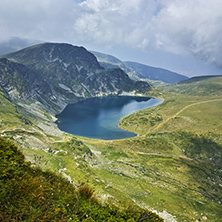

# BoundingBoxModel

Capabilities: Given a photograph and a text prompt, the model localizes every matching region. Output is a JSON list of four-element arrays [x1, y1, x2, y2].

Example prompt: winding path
[[153, 98, 222, 131]]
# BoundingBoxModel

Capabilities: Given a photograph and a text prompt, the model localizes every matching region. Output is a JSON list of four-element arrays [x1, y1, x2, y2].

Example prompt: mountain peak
[[6, 42, 102, 70], [3, 43, 150, 114]]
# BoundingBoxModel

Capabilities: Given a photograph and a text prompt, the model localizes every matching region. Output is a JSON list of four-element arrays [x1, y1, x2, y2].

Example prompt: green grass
[[0, 137, 163, 221], [1, 78, 222, 221], [159, 76, 222, 96], [78, 87, 222, 221], [84, 134, 222, 221], [0, 92, 24, 131], [22, 148, 61, 171]]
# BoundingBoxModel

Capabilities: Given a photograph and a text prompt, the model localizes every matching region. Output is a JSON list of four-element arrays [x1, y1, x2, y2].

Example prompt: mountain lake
[[56, 96, 163, 140]]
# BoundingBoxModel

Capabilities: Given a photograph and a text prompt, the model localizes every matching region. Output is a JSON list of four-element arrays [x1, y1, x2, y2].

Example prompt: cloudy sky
[[0, 0, 222, 77]]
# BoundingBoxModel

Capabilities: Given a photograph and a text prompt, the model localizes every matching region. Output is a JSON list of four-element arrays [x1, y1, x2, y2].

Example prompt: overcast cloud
[[0, 0, 222, 76]]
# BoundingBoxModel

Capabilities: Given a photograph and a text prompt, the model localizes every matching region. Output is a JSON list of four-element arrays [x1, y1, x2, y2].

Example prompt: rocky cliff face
[[2, 43, 150, 114], [0, 57, 52, 101]]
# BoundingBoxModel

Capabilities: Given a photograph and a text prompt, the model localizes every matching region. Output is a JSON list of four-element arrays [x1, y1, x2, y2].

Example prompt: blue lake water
[[56, 96, 163, 140]]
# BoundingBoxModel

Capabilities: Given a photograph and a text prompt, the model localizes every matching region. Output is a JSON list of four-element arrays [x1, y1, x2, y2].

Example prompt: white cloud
[[0, 0, 221, 70], [73, 0, 158, 48], [0, 0, 78, 42], [153, 0, 222, 67], [74, 0, 222, 67]]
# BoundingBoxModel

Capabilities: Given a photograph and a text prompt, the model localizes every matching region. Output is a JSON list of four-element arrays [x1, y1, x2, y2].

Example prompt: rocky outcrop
[[0, 57, 52, 101]]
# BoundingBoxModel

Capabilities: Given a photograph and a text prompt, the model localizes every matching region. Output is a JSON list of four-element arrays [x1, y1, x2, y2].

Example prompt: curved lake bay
[[56, 96, 163, 140]]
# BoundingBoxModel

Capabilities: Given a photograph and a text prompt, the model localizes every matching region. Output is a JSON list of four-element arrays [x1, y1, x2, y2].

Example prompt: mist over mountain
[[0, 37, 40, 56]]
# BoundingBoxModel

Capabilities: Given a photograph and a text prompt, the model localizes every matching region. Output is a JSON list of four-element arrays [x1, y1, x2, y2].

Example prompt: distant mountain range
[[0, 38, 188, 84], [91, 51, 188, 84], [1, 43, 150, 114]]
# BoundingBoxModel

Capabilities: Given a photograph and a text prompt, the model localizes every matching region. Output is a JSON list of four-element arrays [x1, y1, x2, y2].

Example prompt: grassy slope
[[159, 76, 222, 96], [0, 137, 163, 221], [116, 79, 222, 221], [43, 89, 222, 221], [0, 77, 222, 221]]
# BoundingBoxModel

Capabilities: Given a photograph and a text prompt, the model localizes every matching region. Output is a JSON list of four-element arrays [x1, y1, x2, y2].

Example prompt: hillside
[[159, 75, 222, 96], [90, 51, 139, 80], [0, 43, 222, 221], [178, 75, 222, 84], [125, 61, 188, 84], [1, 86, 221, 221], [0, 136, 163, 221], [0, 57, 52, 102], [91, 51, 188, 83]]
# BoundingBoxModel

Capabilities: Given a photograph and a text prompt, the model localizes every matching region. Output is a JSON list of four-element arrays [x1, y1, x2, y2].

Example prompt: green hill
[[159, 76, 222, 96]]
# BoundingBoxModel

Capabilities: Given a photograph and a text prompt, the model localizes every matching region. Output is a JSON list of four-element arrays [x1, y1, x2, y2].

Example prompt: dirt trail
[[153, 98, 222, 131]]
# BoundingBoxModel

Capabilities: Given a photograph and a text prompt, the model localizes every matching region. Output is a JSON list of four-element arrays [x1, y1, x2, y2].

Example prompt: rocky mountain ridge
[[1, 43, 150, 115], [0, 57, 52, 101], [91, 51, 188, 83]]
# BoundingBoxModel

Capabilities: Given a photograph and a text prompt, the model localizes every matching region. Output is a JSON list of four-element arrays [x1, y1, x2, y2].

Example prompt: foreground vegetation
[[1, 76, 222, 221], [0, 137, 163, 221]]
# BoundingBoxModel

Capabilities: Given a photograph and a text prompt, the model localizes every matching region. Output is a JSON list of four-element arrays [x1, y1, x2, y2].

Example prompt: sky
[[0, 0, 222, 77]]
